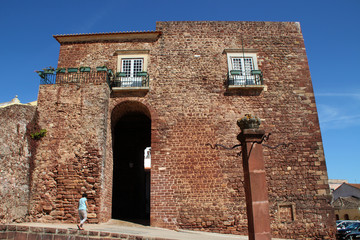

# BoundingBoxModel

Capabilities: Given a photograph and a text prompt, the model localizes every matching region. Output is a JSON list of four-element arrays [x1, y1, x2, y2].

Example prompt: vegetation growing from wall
[[30, 129, 47, 140]]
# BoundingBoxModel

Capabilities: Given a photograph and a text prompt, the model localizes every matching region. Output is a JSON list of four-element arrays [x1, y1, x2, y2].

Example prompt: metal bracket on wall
[[205, 143, 242, 156], [260, 133, 294, 149], [206, 133, 294, 156]]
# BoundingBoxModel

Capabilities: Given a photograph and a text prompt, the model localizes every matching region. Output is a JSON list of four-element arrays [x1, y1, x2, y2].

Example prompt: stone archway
[[111, 101, 151, 225]]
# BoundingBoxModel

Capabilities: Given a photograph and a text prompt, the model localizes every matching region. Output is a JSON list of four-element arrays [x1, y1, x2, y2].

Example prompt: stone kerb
[[0, 224, 174, 240]]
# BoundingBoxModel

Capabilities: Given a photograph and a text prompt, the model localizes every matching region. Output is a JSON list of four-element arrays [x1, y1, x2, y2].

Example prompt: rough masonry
[[0, 21, 336, 239]]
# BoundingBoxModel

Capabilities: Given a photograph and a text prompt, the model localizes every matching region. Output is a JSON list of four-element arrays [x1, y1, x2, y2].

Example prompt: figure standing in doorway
[[77, 193, 88, 230]]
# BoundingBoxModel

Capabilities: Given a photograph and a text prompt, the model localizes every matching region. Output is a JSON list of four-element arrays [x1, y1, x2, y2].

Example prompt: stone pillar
[[238, 129, 271, 240]]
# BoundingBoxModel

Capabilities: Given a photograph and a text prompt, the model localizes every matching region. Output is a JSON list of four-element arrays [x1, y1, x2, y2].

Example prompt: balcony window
[[113, 50, 150, 90], [230, 57, 255, 85], [226, 51, 263, 88], [120, 58, 144, 87]]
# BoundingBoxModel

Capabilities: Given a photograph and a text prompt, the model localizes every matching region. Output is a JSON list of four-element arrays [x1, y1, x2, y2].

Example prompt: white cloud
[[316, 92, 360, 130], [316, 92, 360, 100]]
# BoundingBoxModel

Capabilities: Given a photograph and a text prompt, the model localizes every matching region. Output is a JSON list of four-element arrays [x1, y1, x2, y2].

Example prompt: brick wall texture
[[1, 21, 336, 239]]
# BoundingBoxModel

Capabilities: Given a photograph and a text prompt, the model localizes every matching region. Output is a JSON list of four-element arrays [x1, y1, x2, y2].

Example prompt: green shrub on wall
[[30, 129, 47, 140]]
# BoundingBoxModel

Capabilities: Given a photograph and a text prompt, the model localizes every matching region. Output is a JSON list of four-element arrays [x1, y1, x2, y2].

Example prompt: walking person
[[77, 193, 88, 230]]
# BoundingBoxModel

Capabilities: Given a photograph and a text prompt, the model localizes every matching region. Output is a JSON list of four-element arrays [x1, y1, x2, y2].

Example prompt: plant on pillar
[[237, 114, 261, 130]]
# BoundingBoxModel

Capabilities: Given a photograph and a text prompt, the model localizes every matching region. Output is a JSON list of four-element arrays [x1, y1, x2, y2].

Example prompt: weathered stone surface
[[0, 21, 336, 239], [27, 83, 110, 224], [0, 104, 36, 223]]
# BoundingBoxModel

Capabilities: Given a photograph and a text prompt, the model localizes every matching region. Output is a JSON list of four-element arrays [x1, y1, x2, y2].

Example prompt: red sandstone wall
[[29, 83, 110, 223], [151, 21, 334, 238], [31, 21, 336, 239], [0, 105, 36, 223]]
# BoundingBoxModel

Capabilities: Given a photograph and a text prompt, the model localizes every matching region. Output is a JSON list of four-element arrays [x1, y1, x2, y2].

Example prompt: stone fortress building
[[0, 21, 336, 239]]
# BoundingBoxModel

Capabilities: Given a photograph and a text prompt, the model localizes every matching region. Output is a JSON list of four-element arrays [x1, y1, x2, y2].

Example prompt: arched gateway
[[110, 101, 151, 225]]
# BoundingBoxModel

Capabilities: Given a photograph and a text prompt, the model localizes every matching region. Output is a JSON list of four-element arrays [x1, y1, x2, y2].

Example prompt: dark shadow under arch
[[111, 101, 151, 225]]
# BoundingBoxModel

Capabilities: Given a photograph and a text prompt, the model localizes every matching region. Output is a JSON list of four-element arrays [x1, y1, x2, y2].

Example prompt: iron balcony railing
[[37, 71, 111, 86], [227, 69, 263, 87], [111, 72, 149, 88], [37, 70, 150, 90]]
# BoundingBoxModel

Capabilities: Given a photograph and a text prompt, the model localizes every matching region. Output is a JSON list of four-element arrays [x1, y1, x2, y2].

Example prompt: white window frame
[[116, 50, 149, 88], [226, 52, 259, 85], [121, 58, 144, 86]]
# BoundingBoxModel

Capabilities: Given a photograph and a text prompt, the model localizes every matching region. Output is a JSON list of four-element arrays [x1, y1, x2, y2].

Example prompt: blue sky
[[1, 0, 359, 182]]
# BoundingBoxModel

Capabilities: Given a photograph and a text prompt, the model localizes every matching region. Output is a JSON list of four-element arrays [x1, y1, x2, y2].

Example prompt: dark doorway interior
[[112, 113, 151, 225]]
